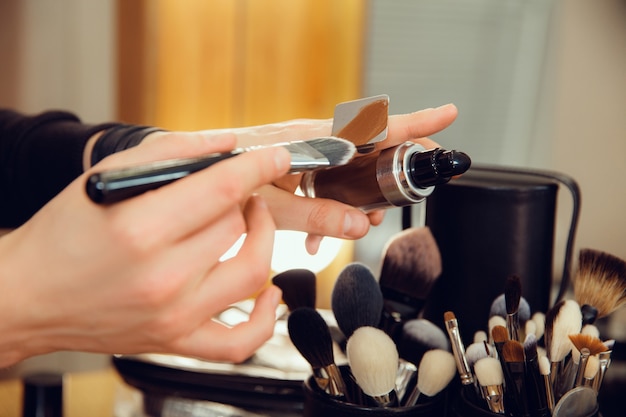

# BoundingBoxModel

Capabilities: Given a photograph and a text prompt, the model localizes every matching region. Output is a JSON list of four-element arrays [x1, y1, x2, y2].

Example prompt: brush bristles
[[379, 227, 442, 299], [417, 349, 457, 396], [574, 248, 626, 319], [539, 355, 551, 376], [492, 325, 509, 344], [584, 355, 600, 380], [444, 311, 456, 322], [545, 299, 583, 362], [568, 334, 608, 356], [502, 340, 525, 363], [272, 268, 316, 311], [287, 307, 334, 368], [302, 137, 357, 166], [474, 357, 504, 386], [331, 262, 383, 338], [346, 326, 399, 397], [505, 275, 522, 315]]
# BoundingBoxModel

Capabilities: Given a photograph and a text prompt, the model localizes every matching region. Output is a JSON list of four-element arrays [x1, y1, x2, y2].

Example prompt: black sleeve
[[0, 109, 120, 228]]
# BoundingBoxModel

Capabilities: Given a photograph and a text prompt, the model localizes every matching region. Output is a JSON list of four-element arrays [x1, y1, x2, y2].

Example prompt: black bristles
[[287, 307, 335, 369], [505, 275, 522, 315], [272, 268, 316, 311], [331, 263, 383, 339]]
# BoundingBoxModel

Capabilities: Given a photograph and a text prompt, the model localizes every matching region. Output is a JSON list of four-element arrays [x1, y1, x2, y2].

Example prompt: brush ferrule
[[592, 350, 612, 392], [543, 374, 555, 412], [480, 385, 506, 414], [372, 391, 398, 408], [506, 312, 520, 342], [574, 348, 591, 387], [323, 364, 347, 397], [445, 319, 474, 385]]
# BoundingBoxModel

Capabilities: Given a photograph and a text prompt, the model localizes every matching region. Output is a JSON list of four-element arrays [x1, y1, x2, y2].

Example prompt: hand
[[199, 104, 458, 253], [0, 133, 288, 367]]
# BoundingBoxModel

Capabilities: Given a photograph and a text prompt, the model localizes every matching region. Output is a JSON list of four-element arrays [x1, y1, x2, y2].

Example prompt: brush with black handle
[[271, 268, 316, 312], [86, 136, 356, 204]]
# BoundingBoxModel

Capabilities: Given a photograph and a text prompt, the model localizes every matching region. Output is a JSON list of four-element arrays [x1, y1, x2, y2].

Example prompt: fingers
[[102, 146, 291, 250], [381, 103, 458, 149]]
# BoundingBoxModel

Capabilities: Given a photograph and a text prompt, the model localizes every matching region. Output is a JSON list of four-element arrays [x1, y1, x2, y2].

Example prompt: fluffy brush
[[378, 227, 442, 341], [271, 268, 316, 311], [403, 349, 457, 407], [474, 356, 506, 414], [544, 299, 582, 388], [573, 248, 626, 325]]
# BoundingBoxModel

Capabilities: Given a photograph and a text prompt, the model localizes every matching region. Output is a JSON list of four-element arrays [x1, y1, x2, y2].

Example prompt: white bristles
[[474, 357, 504, 387], [474, 330, 488, 344], [584, 355, 600, 380], [549, 299, 583, 362], [581, 324, 600, 338], [532, 312, 546, 339], [539, 355, 551, 376], [525, 319, 537, 338], [466, 342, 492, 369], [346, 326, 398, 397], [417, 349, 457, 397]]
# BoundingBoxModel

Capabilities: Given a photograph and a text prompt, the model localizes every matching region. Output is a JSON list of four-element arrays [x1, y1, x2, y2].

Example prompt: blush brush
[[287, 307, 346, 397], [378, 226, 442, 341], [573, 248, 626, 325], [544, 299, 582, 389], [403, 349, 457, 407], [271, 268, 316, 312]]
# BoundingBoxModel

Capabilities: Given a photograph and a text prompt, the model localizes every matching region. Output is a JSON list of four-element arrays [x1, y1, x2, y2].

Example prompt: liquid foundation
[[300, 142, 471, 212]]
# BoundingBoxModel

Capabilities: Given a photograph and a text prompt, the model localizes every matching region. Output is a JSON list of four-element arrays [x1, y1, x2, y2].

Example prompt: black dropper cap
[[408, 148, 471, 188], [22, 372, 64, 417]]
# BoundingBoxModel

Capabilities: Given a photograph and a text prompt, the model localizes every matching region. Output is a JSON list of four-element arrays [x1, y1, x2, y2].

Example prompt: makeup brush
[[502, 340, 530, 417], [403, 349, 457, 407], [524, 333, 551, 417], [489, 293, 531, 325], [488, 316, 507, 344], [346, 326, 399, 407], [504, 275, 523, 342], [473, 356, 506, 414], [592, 339, 614, 392], [582, 354, 600, 387], [568, 334, 607, 388], [330, 262, 383, 339], [531, 311, 546, 341], [378, 227, 442, 341], [539, 354, 555, 412], [287, 307, 346, 397], [573, 248, 626, 325], [87, 136, 357, 204], [491, 325, 509, 359], [271, 269, 316, 312], [544, 299, 582, 388], [474, 330, 488, 344], [443, 310, 476, 400], [465, 341, 493, 371]]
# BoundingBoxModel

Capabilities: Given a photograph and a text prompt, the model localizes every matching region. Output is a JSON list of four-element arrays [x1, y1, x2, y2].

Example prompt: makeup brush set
[[444, 248, 626, 417]]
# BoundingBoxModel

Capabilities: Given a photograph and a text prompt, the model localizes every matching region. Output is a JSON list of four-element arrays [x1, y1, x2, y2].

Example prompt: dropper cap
[[409, 148, 471, 187]]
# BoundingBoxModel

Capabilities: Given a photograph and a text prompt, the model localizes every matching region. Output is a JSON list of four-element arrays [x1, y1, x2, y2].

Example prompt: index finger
[[380, 103, 458, 149]]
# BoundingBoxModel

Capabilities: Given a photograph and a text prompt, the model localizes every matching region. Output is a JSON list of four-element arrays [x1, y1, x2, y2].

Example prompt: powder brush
[[331, 262, 383, 340], [287, 307, 346, 397], [544, 299, 582, 388], [378, 227, 442, 341], [271, 268, 316, 312], [403, 349, 457, 407], [87, 136, 357, 204], [573, 248, 626, 325], [346, 326, 399, 407], [474, 356, 506, 414]]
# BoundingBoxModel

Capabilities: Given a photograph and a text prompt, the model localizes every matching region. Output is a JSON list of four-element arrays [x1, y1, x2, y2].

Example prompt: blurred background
[[1, 0, 624, 415]]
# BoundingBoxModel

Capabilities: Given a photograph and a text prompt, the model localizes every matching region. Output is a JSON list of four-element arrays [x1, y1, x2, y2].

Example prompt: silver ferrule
[[323, 364, 347, 397], [445, 319, 474, 385], [592, 349, 612, 392], [376, 142, 434, 207], [480, 385, 506, 414]]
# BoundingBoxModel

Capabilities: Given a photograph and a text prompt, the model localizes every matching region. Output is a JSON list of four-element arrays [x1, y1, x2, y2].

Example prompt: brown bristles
[[502, 340, 525, 363], [505, 275, 522, 315], [574, 248, 626, 319], [444, 311, 456, 322], [492, 325, 509, 344], [568, 333, 609, 356]]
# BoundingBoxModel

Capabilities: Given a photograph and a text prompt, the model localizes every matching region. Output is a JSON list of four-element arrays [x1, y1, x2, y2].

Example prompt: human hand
[[0, 133, 289, 367], [201, 104, 458, 253]]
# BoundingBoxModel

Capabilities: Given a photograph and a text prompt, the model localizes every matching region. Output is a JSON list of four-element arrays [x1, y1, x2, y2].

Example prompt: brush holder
[[303, 366, 447, 416], [423, 165, 575, 342]]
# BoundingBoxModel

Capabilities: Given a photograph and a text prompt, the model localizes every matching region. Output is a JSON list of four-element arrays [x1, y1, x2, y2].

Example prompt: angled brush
[[573, 248, 626, 325], [272, 268, 316, 311], [287, 307, 346, 397], [331, 262, 383, 340], [87, 136, 357, 204], [378, 227, 442, 341]]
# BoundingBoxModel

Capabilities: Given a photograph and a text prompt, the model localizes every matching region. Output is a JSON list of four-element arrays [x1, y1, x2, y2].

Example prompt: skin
[[0, 104, 457, 367]]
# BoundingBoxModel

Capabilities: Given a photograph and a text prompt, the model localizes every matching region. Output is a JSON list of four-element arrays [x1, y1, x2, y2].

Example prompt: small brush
[[568, 334, 607, 388], [539, 354, 555, 412], [582, 355, 600, 387], [544, 299, 582, 389], [271, 268, 316, 312], [444, 310, 476, 400], [86, 136, 357, 204], [403, 349, 457, 407], [524, 333, 551, 417], [474, 356, 506, 414], [504, 275, 523, 342], [465, 341, 493, 372], [378, 227, 442, 341], [502, 340, 530, 417], [491, 325, 509, 359], [331, 262, 383, 340], [592, 339, 614, 392], [346, 326, 399, 407], [573, 248, 626, 325], [287, 307, 346, 397], [488, 316, 507, 344], [489, 293, 531, 326]]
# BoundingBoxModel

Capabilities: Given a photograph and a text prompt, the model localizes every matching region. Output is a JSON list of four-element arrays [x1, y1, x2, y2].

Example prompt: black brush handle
[[86, 151, 239, 204]]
